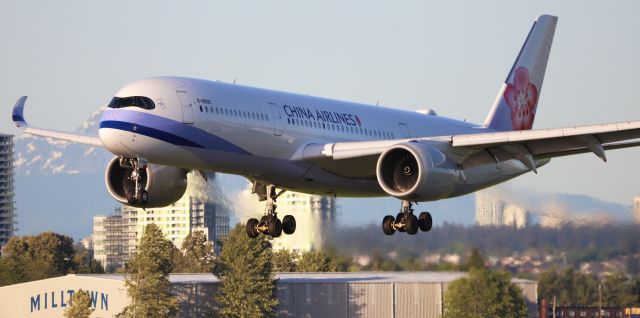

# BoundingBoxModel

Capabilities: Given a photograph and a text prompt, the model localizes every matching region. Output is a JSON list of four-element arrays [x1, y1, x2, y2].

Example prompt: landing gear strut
[[120, 157, 148, 206], [382, 200, 432, 235], [246, 183, 296, 238]]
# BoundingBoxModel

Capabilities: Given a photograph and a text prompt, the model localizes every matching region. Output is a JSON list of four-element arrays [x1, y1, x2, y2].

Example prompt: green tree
[[64, 289, 94, 318], [118, 224, 178, 318], [272, 249, 297, 272], [443, 268, 527, 318], [2, 232, 75, 283], [174, 231, 216, 273], [460, 248, 486, 271], [214, 224, 278, 318], [297, 250, 337, 272], [72, 243, 104, 274], [602, 272, 636, 307], [538, 268, 598, 306]]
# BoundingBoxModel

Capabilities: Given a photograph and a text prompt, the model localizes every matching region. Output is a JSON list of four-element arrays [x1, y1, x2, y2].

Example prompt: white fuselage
[[98, 76, 537, 199]]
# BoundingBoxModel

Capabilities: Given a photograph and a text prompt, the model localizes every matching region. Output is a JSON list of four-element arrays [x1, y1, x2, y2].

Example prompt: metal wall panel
[[277, 283, 295, 317], [291, 283, 348, 318], [395, 283, 443, 318], [347, 283, 393, 318]]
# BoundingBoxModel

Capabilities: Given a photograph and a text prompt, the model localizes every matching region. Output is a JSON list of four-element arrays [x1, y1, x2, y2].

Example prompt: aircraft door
[[397, 122, 412, 138], [268, 102, 283, 136], [176, 90, 195, 124]]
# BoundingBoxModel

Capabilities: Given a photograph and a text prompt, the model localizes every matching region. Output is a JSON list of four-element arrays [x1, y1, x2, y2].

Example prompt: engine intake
[[105, 157, 188, 208], [376, 142, 459, 201]]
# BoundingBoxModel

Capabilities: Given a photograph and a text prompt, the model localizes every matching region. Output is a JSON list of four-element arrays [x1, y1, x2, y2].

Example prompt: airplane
[[10, 15, 640, 238]]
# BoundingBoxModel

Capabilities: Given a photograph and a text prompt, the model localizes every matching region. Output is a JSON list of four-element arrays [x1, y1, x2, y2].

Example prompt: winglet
[[12, 96, 29, 128]]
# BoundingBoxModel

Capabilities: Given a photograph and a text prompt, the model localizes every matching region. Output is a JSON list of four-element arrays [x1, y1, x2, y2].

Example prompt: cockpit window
[[108, 96, 155, 110]]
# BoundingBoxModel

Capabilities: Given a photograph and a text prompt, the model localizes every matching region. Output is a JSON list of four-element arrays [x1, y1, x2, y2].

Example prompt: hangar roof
[[74, 272, 535, 285]]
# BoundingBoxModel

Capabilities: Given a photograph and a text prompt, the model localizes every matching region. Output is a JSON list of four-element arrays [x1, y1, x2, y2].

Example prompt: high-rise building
[[633, 197, 640, 224], [475, 192, 530, 228], [93, 213, 127, 272], [92, 194, 229, 272], [121, 194, 229, 256], [271, 192, 336, 254], [0, 134, 15, 249]]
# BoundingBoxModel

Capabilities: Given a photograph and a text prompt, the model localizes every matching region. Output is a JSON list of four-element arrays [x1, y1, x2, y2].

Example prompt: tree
[[2, 232, 75, 283], [460, 248, 486, 271], [72, 243, 104, 274], [297, 250, 337, 272], [272, 249, 297, 272], [602, 272, 636, 307], [443, 268, 527, 318], [118, 224, 178, 318], [64, 289, 94, 318], [538, 268, 598, 306], [214, 224, 278, 318], [174, 231, 216, 273]]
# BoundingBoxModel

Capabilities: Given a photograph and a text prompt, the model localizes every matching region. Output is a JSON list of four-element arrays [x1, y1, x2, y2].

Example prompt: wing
[[303, 120, 640, 177], [11, 96, 103, 146]]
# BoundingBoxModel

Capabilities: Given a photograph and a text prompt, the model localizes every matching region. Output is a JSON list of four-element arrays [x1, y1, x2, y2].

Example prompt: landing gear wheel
[[138, 190, 148, 205], [396, 213, 406, 232], [405, 214, 418, 235], [246, 218, 259, 238], [419, 212, 433, 232], [282, 215, 296, 235], [127, 191, 137, 205], [268, 218, 283, 237], [382, 215, 396, 235], [260, 216, 269, 224]]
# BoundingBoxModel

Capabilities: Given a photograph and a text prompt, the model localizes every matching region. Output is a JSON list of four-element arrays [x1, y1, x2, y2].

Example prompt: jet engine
[[104, 157, 188, 208], [376, 142, 460, 201]]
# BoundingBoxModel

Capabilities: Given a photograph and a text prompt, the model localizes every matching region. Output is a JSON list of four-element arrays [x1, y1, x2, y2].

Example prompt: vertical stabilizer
[[484, 15, 557, 131]]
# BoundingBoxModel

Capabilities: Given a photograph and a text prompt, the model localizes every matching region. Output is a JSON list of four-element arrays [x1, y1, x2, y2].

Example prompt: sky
[[1, 1, 640, 225]]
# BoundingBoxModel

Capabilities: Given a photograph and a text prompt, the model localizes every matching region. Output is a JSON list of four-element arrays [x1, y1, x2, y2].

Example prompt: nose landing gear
[[120, 157, 149, 206], [246, 183, 297, 238], [382, 200, 433, 235]]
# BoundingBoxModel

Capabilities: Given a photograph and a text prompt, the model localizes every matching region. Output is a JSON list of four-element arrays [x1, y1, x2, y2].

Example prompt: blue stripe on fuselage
[[100, 120, 204, 148], [99, 109, 250, 155]]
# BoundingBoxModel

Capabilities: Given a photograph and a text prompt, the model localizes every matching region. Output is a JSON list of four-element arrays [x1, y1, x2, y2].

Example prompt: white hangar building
[[0, 272, 538, 317]]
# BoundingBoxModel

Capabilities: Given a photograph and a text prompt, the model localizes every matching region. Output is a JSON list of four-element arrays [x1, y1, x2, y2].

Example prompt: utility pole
[[599, 282, 603, 318], [552, 295, 556, 318]]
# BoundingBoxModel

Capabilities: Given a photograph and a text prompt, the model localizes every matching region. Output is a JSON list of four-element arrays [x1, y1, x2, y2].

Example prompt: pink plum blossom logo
[[503, 67, 538, 130]]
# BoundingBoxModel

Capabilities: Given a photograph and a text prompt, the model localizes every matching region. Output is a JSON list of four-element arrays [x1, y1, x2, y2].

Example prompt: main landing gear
[[246, 183, 297, 238], [121, 157, 148, 206], [382, 200, 432, 235]]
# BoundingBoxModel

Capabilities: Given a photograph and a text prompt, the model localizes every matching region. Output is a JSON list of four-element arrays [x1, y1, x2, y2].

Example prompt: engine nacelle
[[376, 142, 460, 201], [105, 157, 188, 208]]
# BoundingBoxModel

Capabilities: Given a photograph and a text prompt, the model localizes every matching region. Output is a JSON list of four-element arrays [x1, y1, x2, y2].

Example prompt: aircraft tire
[[406, 214, 419, 235], [419, 212, 433, 232], [382, 215, 396, 235], [269, 218, 282, 237], [138, 190, 148, 205], [246, 218, 259, 238], [283, 215, 296, 235], [126, 191, 137, 205]]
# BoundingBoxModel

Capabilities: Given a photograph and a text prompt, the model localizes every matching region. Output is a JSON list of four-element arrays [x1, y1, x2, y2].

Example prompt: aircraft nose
[[99, 109, 137, 157]]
